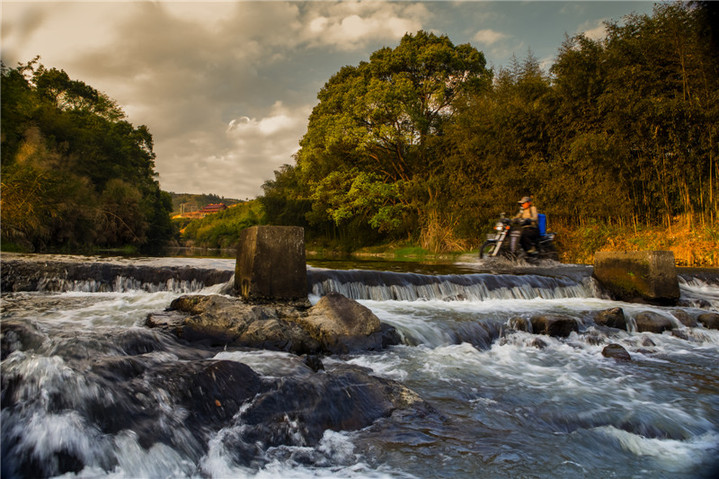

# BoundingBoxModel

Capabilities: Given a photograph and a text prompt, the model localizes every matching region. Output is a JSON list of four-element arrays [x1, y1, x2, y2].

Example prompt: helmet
[[518, 196, 532, 204]]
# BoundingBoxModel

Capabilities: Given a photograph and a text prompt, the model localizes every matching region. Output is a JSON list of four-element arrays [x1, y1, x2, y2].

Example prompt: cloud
[[582, 23, 608, 41], [473, 29, 509, 46]]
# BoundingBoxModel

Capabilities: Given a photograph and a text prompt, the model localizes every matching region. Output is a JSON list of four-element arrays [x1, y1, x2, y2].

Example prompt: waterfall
[[308, 268, 595, 302]]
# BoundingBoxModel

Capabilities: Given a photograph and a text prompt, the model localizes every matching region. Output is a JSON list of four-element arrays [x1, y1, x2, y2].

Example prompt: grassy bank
[[308, 222, 719, 268], [552, 222, 719, 267]]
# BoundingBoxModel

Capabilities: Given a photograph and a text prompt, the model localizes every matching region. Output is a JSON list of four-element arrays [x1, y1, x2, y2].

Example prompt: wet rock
[[593, 251, 680, 305], [147, 293, 399, 355], [697, 312, 719, 330], [634, 311, 674, 334], [292, 292, 389, 354], [530, 314, 579, 338], [671, 309, 698, 328], [1, 320, 47, 359], [532, 337, 550, 349], [509, 317, 531, 332], [594, 307, 627, 330], [237, 364, 431, 448], [303, 355, 325, 372], [602, 343, 631, 361]]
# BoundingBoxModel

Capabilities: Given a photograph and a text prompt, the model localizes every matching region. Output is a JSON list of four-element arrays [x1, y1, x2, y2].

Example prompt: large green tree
[[293, 31, 491, 246]]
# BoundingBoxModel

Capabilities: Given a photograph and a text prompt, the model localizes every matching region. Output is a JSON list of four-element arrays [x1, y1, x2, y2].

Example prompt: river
[[1, 254, 718, 478]]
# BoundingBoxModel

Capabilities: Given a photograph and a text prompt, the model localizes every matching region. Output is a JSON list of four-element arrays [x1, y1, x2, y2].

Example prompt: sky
[[1, 0, 657, 200]]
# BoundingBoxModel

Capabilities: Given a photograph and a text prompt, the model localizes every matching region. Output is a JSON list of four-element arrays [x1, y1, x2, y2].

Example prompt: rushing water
[[2, 255, 719, 478]]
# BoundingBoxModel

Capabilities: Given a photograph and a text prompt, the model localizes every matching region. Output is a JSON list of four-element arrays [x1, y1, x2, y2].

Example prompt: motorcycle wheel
[[479, 241, 497, 259]]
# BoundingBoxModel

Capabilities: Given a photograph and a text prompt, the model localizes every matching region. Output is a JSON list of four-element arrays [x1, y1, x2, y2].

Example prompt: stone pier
[[592, 250, 680, 305], [234, 226, 308, 303]]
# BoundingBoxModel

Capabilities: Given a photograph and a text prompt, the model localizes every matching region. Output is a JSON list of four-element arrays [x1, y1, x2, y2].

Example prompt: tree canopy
[[1, 59, 173, 252], [263, 3, 718, 252]]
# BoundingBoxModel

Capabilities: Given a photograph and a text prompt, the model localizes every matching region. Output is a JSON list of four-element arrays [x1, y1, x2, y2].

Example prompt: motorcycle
[[479, 212, 558, 261]]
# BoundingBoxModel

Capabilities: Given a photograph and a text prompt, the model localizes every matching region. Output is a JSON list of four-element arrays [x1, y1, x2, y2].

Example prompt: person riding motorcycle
[[513, 196, 539, 254]]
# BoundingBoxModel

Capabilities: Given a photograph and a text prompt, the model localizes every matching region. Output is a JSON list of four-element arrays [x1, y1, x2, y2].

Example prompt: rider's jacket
[[514, 205, 538, 228]]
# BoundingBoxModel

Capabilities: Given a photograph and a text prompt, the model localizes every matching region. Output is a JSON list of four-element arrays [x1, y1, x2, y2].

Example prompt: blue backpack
[[537, 213, 547, 237]]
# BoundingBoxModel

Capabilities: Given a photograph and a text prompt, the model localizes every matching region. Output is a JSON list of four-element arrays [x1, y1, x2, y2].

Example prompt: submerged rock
[[530, 314, 579, 338], [594, 308, 627, 330], [634, 311, 674, 334], [697, 312, 719, 330], [602, 343, 631, 361], [671, 309, 699, 327]]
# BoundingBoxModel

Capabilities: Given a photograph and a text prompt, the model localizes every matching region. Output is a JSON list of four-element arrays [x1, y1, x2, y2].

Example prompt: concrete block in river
[[592, 251, 680, 305], [235, 226, 308, 302]]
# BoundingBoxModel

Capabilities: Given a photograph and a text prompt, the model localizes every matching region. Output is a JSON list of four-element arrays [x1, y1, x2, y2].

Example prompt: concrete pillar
[[235, 226, 307, 302], [593, 251, 680, 305]]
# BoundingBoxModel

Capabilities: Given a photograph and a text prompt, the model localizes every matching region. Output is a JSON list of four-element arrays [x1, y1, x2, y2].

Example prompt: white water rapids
[[1, 255, 718, 478]]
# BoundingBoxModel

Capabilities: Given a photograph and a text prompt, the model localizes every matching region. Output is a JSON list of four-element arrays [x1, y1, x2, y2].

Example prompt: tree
[[1, 60, 173, 252], [293, 31, 491, 246]]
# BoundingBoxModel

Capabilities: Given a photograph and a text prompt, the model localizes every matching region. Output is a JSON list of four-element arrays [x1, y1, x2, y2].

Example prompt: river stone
[[594, 307, 627, 330], [234, 225, 308, 303], [671, 309, 698, 328], [634, 311, 674, 334], [602, 343, 631, 361], [592, 251, 680, 305], [530, 314, 579, 337], [293, 292, 385, 354], [147, 295, 321, 354], [146, 293, 400, 355], [697, 312, 719, 330], [509, 317, 531, 332], [1, 320, 47, 360]]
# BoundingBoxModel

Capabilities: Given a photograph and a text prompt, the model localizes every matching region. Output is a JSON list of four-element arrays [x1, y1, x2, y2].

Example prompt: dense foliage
[[262, 3, 719, 252], [1, 60, 173, 252]]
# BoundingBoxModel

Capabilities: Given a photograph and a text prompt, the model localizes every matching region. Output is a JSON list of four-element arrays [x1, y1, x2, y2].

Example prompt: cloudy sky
[[2, 1, 656, 199]]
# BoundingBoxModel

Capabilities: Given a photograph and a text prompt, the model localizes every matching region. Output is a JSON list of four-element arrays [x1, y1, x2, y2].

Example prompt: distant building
[[177, 203, 227, 219]]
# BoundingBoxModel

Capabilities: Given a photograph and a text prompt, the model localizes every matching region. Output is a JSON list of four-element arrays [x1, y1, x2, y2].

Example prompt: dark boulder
[[237, 364, 429, 448], [634, 311, 674, 334], [602, 344, 631, 361], [593, 251, 680, 305], [530, 314, 579, 338], [509, 317, 531, 332], [671, 309, 699, 328], [1, 320, 47, 360], [697, 312, 719, 330], [594, 308, 627, 330]]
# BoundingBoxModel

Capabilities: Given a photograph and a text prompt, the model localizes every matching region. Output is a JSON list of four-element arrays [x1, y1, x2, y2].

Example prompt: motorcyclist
[[513, 196, 539, 254]]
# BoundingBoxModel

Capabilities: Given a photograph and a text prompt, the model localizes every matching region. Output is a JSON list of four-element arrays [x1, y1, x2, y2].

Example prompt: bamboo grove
[[261, 2, 719, 251]]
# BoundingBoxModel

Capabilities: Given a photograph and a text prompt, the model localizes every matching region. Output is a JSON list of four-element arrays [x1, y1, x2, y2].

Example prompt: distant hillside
[[169, 192, 241, 215]]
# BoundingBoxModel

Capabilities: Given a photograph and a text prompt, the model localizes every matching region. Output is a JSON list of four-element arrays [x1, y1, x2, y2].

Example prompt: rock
[[235, 226, 308, 303], [236, 364, 430, 449], [147, 295, 321, 354], [1, 320, 47, 360], [530, 314, 578, 338], [697, 312, 719, 330], [634, 311, 674, 334], [294, 292, 387, 354], [592, 251, 680, 305], [671, 309, 698, 327], [509, 317, 531, 332], [602, 343, 631, 361], [146, 293, 400, 355], [594, 307, 627, 330]]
